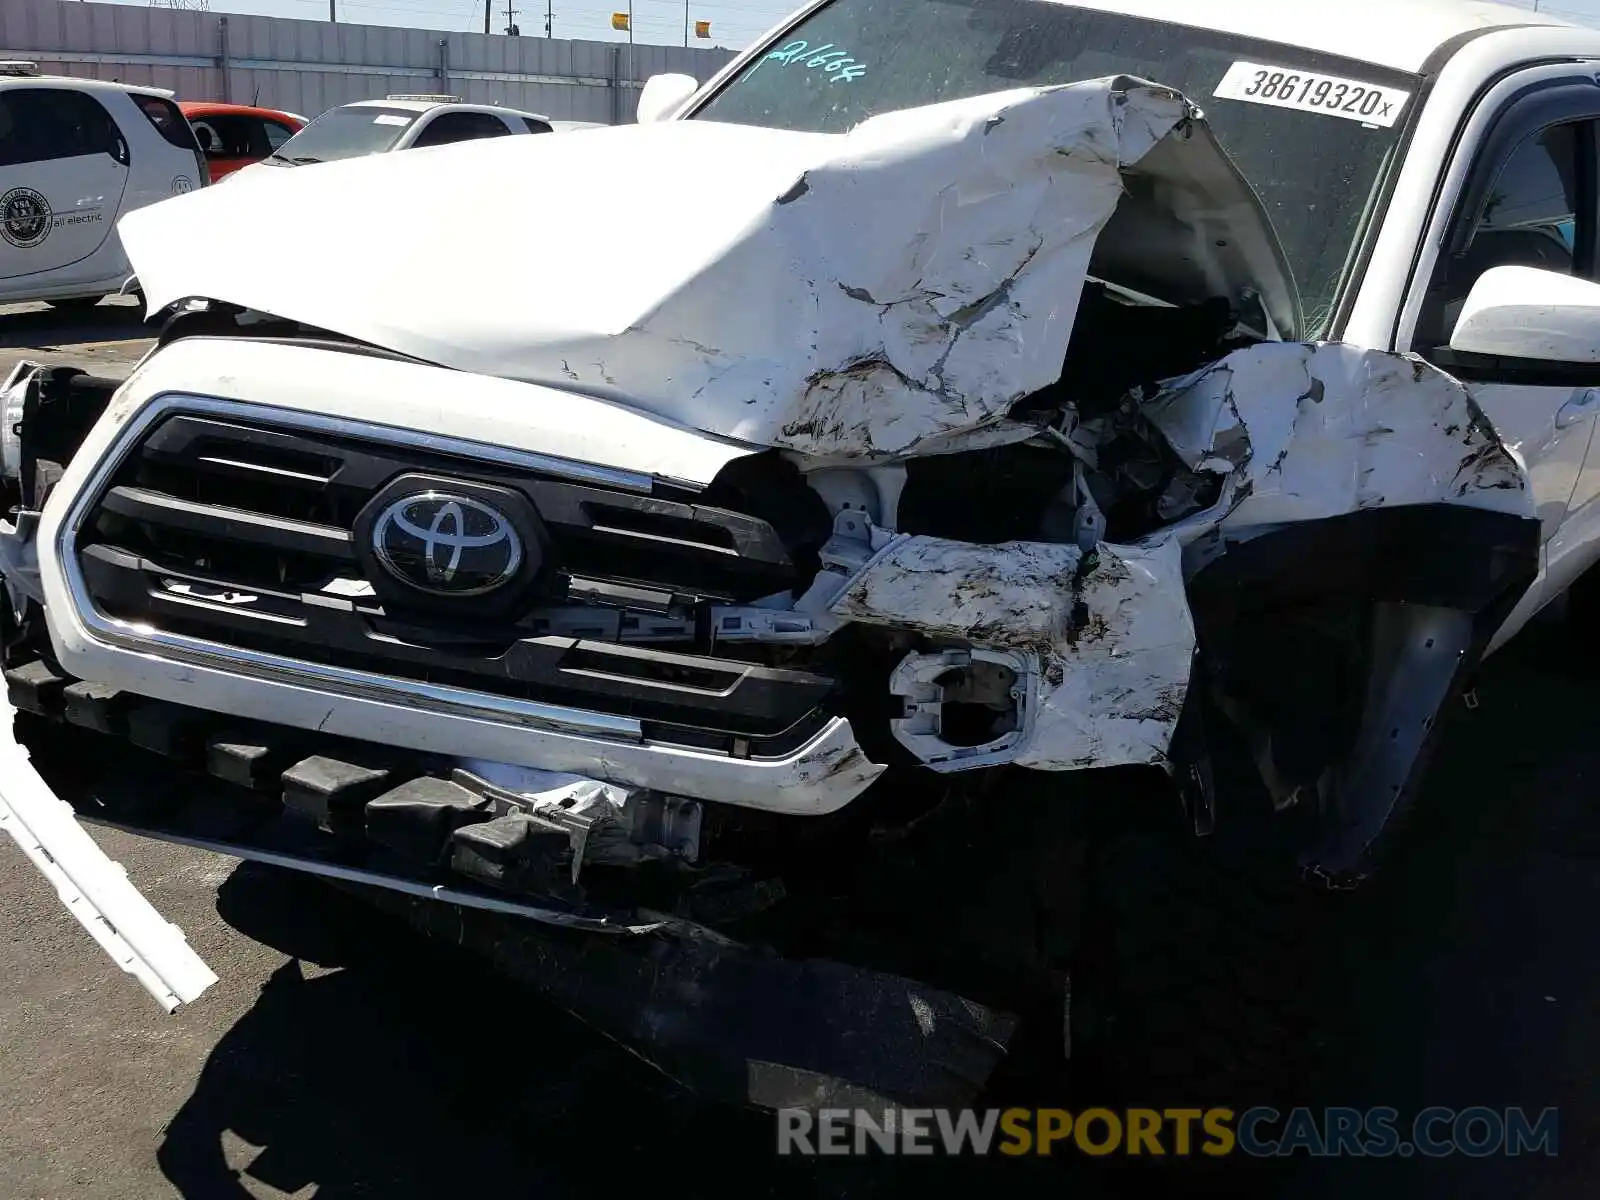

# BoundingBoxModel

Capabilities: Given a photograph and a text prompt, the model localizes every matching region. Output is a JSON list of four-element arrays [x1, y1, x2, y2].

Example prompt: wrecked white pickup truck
[[5, 0, 1600, 1108]]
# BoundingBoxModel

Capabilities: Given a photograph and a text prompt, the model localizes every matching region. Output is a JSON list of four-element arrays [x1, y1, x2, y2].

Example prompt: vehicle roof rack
[[385, 93, 460, 102], [0, 61, 40, 77]]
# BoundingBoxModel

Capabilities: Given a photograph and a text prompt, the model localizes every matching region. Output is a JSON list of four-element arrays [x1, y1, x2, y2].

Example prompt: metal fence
[[1, 1, 740, 123]]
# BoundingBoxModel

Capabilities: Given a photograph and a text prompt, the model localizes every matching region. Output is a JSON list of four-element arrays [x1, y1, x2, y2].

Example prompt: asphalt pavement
[[1, 305, 1597, 1198], [0, 297, 154, 376]]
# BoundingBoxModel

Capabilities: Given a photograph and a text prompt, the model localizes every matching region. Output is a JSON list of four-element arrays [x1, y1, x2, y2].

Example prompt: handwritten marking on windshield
[[748, 40, 867, 83]]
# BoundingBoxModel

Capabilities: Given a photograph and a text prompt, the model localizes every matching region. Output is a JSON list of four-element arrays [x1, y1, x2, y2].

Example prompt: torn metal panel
[[1017, 538, 1195, 770], [120, 78, 1296, 464], [1141, 342, 1536, 534], [832, 533, 1195, 771]]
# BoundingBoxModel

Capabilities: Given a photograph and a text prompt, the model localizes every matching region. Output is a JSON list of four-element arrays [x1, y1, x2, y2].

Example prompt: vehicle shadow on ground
[[162, 864, 1095, 1199], [0, 299, 148, 349], [1296, 612, 1600, 1199], [161, 615, 1599, 1199]]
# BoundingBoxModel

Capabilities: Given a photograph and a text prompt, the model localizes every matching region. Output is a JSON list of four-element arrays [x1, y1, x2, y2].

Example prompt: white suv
[[0, 62, 206, 309], [240, 94, 552, 175]]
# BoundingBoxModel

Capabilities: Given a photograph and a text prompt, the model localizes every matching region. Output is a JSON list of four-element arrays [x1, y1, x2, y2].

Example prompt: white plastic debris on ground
[[0, 692, 218, 1012]]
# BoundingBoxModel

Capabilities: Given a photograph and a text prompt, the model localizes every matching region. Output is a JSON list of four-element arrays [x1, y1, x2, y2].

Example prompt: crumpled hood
[[122, 77, 1299, 462]]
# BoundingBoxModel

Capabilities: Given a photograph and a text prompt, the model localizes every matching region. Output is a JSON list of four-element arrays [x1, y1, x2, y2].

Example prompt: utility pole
[[504, 0, 517, 35], [483, 0, 489, 34], [329, 0, 335, 21], [545, 0, 552, 36], [683, 0, 688, 46]]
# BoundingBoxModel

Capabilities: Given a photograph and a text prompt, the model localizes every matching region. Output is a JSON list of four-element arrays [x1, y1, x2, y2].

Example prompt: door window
[[130, 93, 200, 152], [411, 111, 512, 147], [262, 120, 296, 150], [189, 114, 265, 159], [0, 88, 119, 167], [1416, 119, 1596, 352]]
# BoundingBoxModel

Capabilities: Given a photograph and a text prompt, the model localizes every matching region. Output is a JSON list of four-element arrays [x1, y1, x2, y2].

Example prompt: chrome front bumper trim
[[38, 393, 885, 816]]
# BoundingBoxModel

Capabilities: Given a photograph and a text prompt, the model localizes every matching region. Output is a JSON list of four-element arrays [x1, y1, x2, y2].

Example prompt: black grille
[[74, 414, 836, 755]]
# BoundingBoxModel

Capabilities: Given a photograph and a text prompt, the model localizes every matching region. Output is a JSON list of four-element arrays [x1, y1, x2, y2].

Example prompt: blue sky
[[111, 0, 1600, 53]]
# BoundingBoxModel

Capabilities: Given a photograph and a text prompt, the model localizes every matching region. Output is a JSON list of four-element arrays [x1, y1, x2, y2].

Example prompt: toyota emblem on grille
[[371, 492, 524, 596]]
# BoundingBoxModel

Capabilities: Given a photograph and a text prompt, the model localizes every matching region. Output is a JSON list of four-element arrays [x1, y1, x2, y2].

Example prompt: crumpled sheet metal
[[121, 77, 1292, 466], [1141, 341, 1536, 532], [832, 533, 1195, 769], [825, 338, 1538, 774], [732, 80, 1186, 462]]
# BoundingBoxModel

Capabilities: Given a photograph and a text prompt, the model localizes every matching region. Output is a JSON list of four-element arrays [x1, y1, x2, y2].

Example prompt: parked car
[[0, 61, 204, 309], [12, 0, 1600, 1116], [234, 94, 551, 176], [179, 101, 305, 183]]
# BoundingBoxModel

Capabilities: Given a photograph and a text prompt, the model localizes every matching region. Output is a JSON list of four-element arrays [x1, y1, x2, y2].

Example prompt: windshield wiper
[[267, 153, 323, 165]]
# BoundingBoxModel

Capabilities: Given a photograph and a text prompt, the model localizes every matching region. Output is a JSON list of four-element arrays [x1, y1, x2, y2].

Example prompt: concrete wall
[[0, 1, 739, 123]]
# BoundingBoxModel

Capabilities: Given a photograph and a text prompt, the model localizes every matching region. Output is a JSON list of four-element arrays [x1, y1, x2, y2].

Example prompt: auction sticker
[[1213, 61, 1410, 127]]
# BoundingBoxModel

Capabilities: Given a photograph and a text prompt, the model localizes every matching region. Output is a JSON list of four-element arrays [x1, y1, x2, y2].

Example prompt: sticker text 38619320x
[[1213, 61, 1410, 128]]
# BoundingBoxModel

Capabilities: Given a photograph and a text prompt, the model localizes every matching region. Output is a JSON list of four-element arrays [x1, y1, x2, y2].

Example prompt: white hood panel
[[122, 78, 1297, 463]]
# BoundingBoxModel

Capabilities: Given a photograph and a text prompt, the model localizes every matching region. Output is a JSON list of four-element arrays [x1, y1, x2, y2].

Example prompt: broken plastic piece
[[63, 681, 134, 736], [4, 659, 66, 716], [889, 648, 1033, 771], [0, 695, 217, 1012], [205, 729, 307, 790], [449, 812, 570, 892], [126, 702, 211, 761], [365, 777, 492, 863], [282, 755, 393, 831]]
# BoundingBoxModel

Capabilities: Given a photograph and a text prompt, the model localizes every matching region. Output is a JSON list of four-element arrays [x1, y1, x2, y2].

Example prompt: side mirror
[[636, 73, 698, 125], [1450, 264, 1600, 363]]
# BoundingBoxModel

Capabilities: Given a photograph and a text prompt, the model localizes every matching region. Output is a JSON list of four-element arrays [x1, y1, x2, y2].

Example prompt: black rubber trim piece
[[79, 545, 836, 750], [101, 485, 355, 560], [90, 413, 803, 605]]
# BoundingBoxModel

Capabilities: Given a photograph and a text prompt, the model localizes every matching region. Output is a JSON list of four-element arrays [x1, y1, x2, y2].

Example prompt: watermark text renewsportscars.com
[[776, 1106, 1559, 1158]]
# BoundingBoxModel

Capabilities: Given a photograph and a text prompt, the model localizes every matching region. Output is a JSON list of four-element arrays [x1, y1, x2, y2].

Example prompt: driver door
[[1410, 95, 1600, 631]]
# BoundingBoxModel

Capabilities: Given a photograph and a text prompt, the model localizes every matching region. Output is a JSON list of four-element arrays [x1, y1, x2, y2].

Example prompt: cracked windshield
[[696, 0, 1419, 333]]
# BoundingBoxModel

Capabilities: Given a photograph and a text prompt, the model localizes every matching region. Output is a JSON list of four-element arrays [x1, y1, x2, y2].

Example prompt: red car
[[179, 101, 306, 182]]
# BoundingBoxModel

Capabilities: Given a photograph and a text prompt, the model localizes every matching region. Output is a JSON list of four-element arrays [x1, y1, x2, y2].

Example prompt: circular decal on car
[[0, 187, 52, 249], [171, 175, 195, 195]]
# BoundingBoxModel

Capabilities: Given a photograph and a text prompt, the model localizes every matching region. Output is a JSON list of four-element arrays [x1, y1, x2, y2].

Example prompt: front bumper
[[30, 348, 1198, 819], [3, 686, 1018, 1109]]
